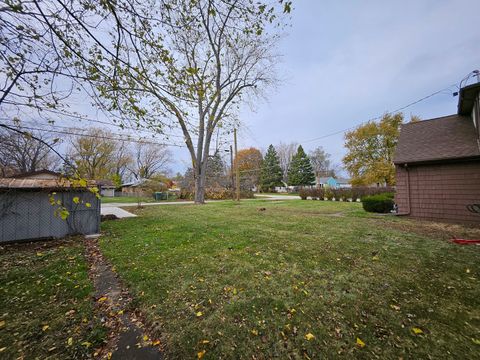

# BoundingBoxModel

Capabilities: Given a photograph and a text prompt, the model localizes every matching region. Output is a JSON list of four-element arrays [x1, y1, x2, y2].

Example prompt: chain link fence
[[0, 189, 100, 243]]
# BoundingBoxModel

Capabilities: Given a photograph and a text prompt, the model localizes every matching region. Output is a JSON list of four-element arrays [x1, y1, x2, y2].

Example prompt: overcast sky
[[188, 0, 470, 175], [19, 0, 478, 176]]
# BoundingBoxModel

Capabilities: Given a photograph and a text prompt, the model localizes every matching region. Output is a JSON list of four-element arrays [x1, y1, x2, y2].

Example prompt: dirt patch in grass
[[371, 217, 480, 241]]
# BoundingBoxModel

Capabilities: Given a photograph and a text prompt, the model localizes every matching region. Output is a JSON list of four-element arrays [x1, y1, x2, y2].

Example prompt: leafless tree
[[1, 0, 290, 203], [68, 128, 132, 180], [92, 0, 289, 203], [0, 127, 60, 176], [276, 142, 298, 183], [309, 146, 333, 182], [129, 142, 172, 179], [112, 141, 133, 183]]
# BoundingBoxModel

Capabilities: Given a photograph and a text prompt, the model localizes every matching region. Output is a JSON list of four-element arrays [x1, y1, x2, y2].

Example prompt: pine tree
[[288, 145, 315, 186], [260, 145, 283, 192]]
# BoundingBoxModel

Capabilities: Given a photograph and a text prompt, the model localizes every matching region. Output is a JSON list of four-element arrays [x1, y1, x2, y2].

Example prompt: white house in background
[[316, 177, 352, 189]]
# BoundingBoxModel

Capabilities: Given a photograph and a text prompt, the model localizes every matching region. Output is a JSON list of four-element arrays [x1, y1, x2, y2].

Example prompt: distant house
[[316, 177, 351, 189], [120, 178, 148, 194], [393, 82, 480, 225], [96, 180, 116, 197], [0, 177, 100, 243], [121, 178, 166, 196]]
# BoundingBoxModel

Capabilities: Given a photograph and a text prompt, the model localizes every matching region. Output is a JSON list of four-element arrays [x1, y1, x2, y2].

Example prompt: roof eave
[[458, 82, 480, 116], [394, 155, 480, 166]]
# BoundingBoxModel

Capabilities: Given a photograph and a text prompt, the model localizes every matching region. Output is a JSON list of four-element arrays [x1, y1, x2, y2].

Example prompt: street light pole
[[234, 128, 240, 202], [229, 145, 234, 200]]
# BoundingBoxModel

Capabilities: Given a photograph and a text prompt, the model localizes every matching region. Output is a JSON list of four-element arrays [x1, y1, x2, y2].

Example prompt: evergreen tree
[[260, 145, 283, 192], [288, 145, 315, 186]]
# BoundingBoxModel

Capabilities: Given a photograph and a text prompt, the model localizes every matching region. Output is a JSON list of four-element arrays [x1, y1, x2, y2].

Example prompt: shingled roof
[[393, 114, 480, 164]]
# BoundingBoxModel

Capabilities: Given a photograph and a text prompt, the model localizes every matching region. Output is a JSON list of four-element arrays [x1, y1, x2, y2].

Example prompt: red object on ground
[[450, 238, 480, 245]]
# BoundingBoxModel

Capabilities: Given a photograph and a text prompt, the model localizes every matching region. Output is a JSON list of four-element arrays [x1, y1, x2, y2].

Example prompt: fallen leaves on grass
[[196, 311, 203, 317], [412, 327, 423, 335], [305, 333, 315, 341], [197, 349, 206, 359], [356, 337, 366, 348], [42, 324, 49, 331], [0, 320, 5, 329], [97, 296, 108, 303]]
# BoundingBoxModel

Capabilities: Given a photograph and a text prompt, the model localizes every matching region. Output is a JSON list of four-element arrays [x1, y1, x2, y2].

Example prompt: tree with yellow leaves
[[343, 113, 415, 186]]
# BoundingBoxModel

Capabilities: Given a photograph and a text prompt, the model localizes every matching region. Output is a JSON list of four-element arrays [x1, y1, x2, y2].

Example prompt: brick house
[[393, 82, 480, 225]]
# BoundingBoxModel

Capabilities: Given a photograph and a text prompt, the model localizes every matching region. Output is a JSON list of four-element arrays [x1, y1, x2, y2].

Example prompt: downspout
[[396, 163, 411, 216]]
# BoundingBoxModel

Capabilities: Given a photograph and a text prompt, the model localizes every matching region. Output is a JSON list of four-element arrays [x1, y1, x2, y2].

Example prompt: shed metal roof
[[0, 178, 97, 190]]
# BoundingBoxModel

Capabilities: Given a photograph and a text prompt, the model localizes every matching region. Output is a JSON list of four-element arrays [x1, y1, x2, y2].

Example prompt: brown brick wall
[[395, 161, 480, 225]]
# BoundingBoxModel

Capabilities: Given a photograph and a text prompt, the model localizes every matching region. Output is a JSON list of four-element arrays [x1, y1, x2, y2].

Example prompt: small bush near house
[[352, 186, 395, 201], [362, 193, 395, 213]]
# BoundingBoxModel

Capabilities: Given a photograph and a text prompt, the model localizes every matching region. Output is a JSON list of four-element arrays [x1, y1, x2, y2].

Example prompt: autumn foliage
[[342, 113, 406, 186]]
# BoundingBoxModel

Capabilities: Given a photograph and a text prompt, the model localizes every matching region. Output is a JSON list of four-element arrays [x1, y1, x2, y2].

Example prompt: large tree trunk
[[194, 167, 206, 204], [193, 131, 213, 204], [194, 156, 209, 204]]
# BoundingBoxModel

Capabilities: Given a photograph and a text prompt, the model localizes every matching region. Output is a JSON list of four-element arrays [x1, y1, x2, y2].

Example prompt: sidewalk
[[100, 195, 300, 218]]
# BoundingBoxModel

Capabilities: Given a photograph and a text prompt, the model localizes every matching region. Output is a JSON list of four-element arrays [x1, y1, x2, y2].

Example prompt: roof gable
[[393, 115, 480, 164]]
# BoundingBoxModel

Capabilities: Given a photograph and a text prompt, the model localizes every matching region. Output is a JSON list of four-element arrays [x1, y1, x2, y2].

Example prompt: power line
[[299, 83, 458, 144], [2, 111, 188, 139], [0, 117, 183, 144], [0, 123, 234, 160], [0, 123, 188, 148]]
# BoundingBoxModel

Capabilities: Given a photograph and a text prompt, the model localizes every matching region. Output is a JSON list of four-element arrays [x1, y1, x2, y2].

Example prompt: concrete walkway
[[101, 206, 138, 218], [84, 238, 163, 359]]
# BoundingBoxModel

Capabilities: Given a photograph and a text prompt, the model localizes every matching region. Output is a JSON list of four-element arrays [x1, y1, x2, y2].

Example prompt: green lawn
[[101, 195, 182, 204], [101, 196, 158, 204], [257, 192, 299, 196], [0, 240, 106, 359], [100, 200, 480, 359]]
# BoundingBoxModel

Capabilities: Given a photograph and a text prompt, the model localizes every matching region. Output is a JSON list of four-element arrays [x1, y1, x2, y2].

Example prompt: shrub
[[180, 188, 254, 200], [362, 193, 395, 213], [299, 188, 308, 200], [324, 187, 334, 200]]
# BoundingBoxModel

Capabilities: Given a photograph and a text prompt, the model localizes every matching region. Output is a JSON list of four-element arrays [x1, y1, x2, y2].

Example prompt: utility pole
[[229, 145, 235, 201], [234, 128, 240, 202]]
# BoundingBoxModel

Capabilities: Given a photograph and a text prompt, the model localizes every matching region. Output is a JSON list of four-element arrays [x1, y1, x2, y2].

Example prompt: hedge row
[[179, 188, 255, 200], [299, 186, 394, 202]]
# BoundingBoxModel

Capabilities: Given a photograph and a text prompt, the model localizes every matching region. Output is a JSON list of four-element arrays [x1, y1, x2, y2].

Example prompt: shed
[[0, 177, 100, 243], [97, 180, 116, 197]]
